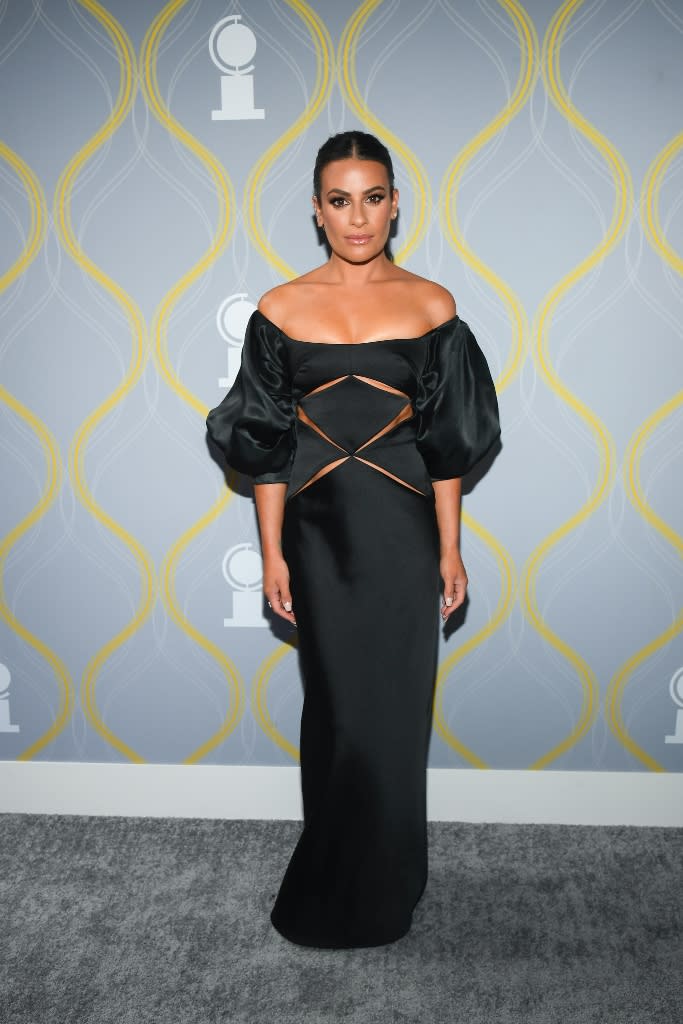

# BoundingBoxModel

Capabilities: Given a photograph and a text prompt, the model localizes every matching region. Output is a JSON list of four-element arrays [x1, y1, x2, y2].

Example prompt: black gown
[[206, 308, 500, 948]]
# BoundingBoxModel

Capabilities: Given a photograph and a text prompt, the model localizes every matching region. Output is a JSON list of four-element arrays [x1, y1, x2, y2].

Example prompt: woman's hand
[[432, 478, 465, 621], [253, 483, 295, 625], [263, 554, 296, 625], [440, 549, 467, 621]]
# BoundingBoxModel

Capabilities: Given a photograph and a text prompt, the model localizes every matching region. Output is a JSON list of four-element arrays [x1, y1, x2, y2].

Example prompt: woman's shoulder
[[257, 282, 293, 326], [392, 270, 457, 328], [258, 270, 324, 323], [257, 269, 457, 335]]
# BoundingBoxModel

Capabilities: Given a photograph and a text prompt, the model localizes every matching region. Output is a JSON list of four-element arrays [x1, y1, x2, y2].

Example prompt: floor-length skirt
[[272, 457, 441, 948]]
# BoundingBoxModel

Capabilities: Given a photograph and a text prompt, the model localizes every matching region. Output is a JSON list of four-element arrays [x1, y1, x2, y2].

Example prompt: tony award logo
[[223, 543, 269, 628], [217, 293, 256, 389], [664, 667, 683, 744], [0, 662, 20, 733], [210, 15, 265, 121]]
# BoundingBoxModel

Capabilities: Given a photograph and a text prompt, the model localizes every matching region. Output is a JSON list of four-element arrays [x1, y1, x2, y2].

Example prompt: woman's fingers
[[441, 574, 467, 619], [441, 579, 454, 619], [280, 585, 295, 620], [266, 583, 296, 625]]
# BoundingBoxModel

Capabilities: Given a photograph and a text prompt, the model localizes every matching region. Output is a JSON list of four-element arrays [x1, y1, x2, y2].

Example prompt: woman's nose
[[349, 203, 367, 226]]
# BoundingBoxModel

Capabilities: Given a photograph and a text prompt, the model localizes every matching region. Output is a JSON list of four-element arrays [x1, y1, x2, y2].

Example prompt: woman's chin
[[330, 241, 389, 264]]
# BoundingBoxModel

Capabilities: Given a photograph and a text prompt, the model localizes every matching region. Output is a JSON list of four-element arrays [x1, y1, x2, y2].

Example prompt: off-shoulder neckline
[[251, 308, 460, 346]]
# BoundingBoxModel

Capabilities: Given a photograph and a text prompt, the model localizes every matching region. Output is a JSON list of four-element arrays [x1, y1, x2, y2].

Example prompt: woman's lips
[[345, 234, 372, 244]]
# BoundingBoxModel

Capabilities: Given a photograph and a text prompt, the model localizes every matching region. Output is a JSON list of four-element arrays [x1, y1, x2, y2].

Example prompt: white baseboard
[[0, 762, 681, 826]]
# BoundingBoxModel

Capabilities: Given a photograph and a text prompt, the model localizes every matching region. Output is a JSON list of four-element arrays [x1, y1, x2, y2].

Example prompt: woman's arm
[[432, 477, 467, 621], [253, 482, 296, 624]]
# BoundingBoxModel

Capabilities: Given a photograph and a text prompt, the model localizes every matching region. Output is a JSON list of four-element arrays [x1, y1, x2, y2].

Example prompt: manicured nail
[[283, 601, 292, 611], [445, 597, 453, 606]]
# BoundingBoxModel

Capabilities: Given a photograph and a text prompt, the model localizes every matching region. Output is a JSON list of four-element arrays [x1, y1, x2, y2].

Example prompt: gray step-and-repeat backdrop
[[1, 0, 681, 773]]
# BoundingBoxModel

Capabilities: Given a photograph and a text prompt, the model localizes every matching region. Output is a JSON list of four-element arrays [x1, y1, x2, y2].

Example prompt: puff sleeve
[[415, 317, 501, 480], [205, 311, 295, 483]]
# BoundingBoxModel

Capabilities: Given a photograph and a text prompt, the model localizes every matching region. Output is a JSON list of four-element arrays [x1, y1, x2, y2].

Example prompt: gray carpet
[[1, 814, 680, 1024]]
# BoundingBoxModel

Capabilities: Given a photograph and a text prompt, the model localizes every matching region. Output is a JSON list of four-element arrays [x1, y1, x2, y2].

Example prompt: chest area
[[285, 339, 427, 402]]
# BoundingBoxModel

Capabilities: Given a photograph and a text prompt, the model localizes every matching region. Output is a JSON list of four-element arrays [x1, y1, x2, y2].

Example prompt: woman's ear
[[312, 196, 324, 228], [391, 187, 399, 220]]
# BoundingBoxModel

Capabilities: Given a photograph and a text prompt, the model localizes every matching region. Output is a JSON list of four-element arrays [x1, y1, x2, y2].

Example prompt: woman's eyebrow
[[325, 185, 387, 197]]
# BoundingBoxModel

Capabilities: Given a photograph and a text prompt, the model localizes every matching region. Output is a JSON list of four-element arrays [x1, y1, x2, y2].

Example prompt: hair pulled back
[[313, 131, 395, 199]]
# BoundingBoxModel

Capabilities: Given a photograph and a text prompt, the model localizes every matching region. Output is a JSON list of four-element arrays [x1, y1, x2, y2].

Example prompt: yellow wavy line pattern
[[433, 522, 517, 768], [247, 1, 334, 756], [435, 0, 534, 765], [140, 0, 243, 763], [253, 638, 301, 763], [519, 0, 632, 769], [439, 0, 536, 395], [642, 132, 683, 277], [605, 131, 683, 771], [4, 2, 677, 771], [54, 0, 152, 763], [0, 144, 72, 760], [245, 0, 334, 280], [0, 144, 46, 291], [339, 0, 432, 265]]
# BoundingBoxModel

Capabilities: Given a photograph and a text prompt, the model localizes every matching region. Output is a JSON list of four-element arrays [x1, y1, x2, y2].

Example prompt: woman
[[206, 131, 501, 949]]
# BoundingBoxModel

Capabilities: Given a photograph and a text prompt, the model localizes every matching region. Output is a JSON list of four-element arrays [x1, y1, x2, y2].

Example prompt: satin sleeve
[[415, 317, 501, 480], [205, 311, 295, 483]]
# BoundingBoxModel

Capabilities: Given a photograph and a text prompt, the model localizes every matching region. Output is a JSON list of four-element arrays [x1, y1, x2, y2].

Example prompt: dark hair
[[313, 130, 395, 199]]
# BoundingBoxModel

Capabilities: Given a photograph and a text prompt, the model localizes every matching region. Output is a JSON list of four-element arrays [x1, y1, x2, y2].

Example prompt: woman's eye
[[328, 195, 384, 207]]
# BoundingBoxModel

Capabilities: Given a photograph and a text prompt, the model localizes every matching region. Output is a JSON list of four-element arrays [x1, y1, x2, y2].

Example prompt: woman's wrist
[[440, 541, 461, 556]]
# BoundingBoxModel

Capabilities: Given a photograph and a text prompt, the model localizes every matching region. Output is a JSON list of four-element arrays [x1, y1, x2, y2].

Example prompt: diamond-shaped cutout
[[287, 420, 348, 497], [299, 376, 408, 453]]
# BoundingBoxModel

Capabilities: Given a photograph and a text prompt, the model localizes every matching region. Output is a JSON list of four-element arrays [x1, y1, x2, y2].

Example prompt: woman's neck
[[321, 249, 395, 287]]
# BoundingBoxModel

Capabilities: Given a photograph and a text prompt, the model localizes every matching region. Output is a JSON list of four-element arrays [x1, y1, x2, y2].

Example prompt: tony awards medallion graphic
[[0, 663, 20, 733], [210, 15, 265, 121], [222, 543, 269, 627], [216, 293, 256, 389], [665, 667, 683, 744]]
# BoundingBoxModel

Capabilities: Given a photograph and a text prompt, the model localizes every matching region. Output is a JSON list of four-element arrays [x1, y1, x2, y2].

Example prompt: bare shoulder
[[258, 270, 323, 326], [425, 283, 457, 327], [393, 269, 457, 326], [257, 282, 293, 325]]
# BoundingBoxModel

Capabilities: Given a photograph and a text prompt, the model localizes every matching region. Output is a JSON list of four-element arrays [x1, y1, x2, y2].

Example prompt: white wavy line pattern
[[0, 0, 680, 772]]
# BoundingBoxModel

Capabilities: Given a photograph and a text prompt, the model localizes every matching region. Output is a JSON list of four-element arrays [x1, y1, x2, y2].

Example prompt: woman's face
[[313, 157, 398, 263]]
